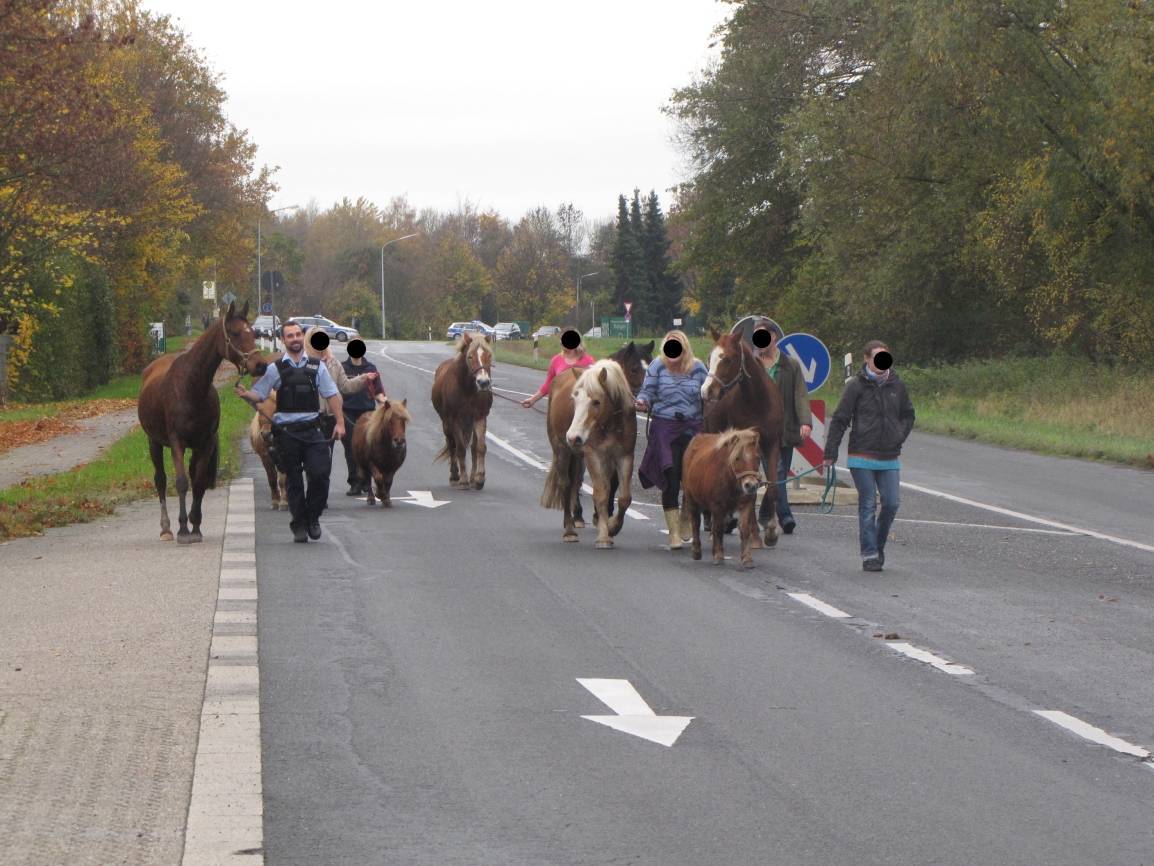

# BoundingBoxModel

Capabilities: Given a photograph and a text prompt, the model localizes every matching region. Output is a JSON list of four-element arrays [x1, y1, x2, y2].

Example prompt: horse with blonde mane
[[431, 332, 493, 489], [547, 359, 637, 549], [682, 428, 763, 568], [351, 397, 411, 507], [249, 391, 287, 510]]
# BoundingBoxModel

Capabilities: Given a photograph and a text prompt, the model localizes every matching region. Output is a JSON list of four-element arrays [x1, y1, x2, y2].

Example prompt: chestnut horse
[[559, 359, 637, 549], [540, 341, 653, 539], [682, 428, 763, 568], [248, 391, 287, 510], [351, 398, 411, 507], [701, 328, 784, 547], [138, 301, 266, 542], [431, 332, 493, 489]]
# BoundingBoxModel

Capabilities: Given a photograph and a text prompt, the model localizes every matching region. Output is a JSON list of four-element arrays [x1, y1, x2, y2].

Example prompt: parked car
[[533, 325, 562, 339], [446, 320, 495, 339], [493, 322, 523, 340], [289, 314, 359, 342], [252, 315, 281, 338], [584, 326, 602, 339]]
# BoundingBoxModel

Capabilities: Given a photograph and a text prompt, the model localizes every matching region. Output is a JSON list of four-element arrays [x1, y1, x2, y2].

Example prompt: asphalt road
[[254, 340, 1154, 865]]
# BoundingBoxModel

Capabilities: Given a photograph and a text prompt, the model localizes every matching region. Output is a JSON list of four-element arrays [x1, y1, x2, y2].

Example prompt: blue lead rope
[[762, 464, 838, 514]]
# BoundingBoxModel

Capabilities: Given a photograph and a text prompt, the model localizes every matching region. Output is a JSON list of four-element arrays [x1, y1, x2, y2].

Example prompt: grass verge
[[0, 379, 251, 540], [494, 339, 1154, 469]]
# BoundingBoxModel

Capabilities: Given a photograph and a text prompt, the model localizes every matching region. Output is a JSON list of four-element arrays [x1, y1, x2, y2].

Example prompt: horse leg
[[687, 495, 703, 561], [738, 497, 757, 569], [262, 455, 280, 510], [470, 416, 487, 490], [455, 425, 472, 490], [588, 457, 613, 549], [277, 470, 288, 510], [364, 462, 378, 506], [607, 454, 633, 538], [606, 470, 618, 520], [572, 455, 585, 529], [443, 420, 460, 485], [169, 439, 193, 543], [149, 439, 173, 541], [187, 443, 214, 543], [762, 441, 781, 548], [710, 508, 725, 565], [561, 449, 579, 542], [380, 468, 395, 507]]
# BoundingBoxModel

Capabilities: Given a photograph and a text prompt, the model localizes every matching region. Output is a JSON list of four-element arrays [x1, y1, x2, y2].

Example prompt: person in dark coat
[[340, 338, 383, 494], [823, 340, 915, 572]]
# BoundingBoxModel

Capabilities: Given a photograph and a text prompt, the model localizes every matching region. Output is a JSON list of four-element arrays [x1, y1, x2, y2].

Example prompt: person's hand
[[521, 394, 538, 408], [635, 398, 649, 412], [800, 424, 813, 440], [821, 457, 835, 472], [333, 422, 346, 441], [365, 371, 379, 381], [234, 383, 251, 402]]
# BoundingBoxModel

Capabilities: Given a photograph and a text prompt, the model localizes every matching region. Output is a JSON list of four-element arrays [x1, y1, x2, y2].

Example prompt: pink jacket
[[536, 352, 595, 397]]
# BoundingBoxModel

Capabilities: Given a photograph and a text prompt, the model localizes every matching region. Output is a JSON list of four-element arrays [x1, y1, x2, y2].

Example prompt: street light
[[577, 272, 598, 333], [257, 204, 299, 343], [380, 233, 419, 340]]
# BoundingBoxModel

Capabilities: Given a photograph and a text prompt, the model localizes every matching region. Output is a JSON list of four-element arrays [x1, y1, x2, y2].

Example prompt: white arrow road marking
[[785, 344, 818, 384], [577, 678, 693, 747], [393, 490, 450, 509]]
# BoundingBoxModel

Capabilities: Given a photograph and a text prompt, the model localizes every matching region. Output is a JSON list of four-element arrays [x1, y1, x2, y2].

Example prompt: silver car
[[290, 314, 359, 342]]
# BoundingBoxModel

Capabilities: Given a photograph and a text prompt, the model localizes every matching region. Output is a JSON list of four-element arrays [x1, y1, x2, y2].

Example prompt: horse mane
[[713, 427, 761, 468], [578, 359, 632, 407], [366, 399, 412, 441]]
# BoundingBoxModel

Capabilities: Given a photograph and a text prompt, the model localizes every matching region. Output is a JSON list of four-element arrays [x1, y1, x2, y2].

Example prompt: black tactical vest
[[275, 358, 321, 413]]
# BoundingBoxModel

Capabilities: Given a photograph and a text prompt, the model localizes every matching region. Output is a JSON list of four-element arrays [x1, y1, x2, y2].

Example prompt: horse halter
[[223, 321, 260, 370], [713, 345, 750, 397]]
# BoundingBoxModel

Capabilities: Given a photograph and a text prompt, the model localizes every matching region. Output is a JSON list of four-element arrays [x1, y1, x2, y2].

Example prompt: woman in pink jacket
[[521, 330, 595, 408]]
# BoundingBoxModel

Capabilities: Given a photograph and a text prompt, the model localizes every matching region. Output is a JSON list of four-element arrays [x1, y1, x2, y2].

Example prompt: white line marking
[[577, 678, 694, 747], [898, 478, 1154, 553], [484, 431, 551, 471], [787, 592, 852, 619], [885, 642, 975, 675], [1034, 711, 1151, 758], [816, 513, 1079, 535]]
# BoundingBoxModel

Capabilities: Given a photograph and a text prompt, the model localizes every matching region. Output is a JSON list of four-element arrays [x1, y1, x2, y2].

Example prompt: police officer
[[340, 338, 382, 495], [235, 320, 344, 543]]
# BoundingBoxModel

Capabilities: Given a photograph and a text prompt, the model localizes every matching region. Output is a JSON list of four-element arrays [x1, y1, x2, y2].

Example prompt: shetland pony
[[248, 391, 286, 510], [682, 428, 763, 568], [351, 398, 411, 507], [431, 332, 493, 490]]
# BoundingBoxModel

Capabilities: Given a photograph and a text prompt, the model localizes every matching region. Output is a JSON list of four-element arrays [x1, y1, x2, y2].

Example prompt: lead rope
[[759, 464, 838, 514]]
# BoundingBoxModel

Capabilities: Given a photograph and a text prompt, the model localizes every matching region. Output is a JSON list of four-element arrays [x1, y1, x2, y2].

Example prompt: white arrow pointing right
[[577, 678, 693, 747], [786, 343, 818, 384], [392, 490, 450, 509]]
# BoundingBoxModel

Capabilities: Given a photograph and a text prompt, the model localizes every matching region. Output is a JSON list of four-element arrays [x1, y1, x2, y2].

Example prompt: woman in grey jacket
[[635, 330, 708, 549]]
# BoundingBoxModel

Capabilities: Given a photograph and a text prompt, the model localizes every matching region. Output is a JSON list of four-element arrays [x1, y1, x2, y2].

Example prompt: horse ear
[[239, 300, 250, 320], [643, 340, 655, 357], [226, 300, 236, 320], [401, 397, 407, 407], [598, 367, 608, 385], [709, 325, 721, 341]]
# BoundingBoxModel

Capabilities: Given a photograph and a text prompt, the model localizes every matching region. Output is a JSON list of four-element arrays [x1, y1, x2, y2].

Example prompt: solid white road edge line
[[182, 478, 264, 866], [786, 592, 852, 619], [886, 642, 975, 676], [1033, 710, 1151, 759]]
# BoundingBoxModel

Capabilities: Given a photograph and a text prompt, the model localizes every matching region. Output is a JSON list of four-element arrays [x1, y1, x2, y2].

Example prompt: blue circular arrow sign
[[778, 333, 831, 393]]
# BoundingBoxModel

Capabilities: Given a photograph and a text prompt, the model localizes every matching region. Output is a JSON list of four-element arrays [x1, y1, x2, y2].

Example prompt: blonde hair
[[660, 330, 696, 373]]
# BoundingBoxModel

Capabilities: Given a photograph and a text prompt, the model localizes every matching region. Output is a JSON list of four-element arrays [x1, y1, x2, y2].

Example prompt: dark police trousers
[[273, 423, 332, 529]]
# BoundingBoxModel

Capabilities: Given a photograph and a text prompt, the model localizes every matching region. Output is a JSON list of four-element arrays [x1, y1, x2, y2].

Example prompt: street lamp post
[[577, 272, 599, 333], [257, 204, 298, 347], [380, 233, 419, 340]]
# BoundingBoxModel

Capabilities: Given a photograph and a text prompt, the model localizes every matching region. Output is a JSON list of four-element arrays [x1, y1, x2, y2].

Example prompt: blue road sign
[[779, 333, 831, 393], [262, 303, 272, 314]]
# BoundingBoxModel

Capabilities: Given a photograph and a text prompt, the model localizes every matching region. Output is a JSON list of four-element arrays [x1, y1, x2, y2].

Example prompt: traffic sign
[[202, 281, 216, 300], [262, 303, 272, 314], [222, 291, 237, 307], [730, 315, 783, 344], [778, 332, 831, 393]]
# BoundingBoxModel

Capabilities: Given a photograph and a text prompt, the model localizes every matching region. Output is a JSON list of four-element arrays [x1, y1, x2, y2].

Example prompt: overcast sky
[[145, 1, 730, 224]]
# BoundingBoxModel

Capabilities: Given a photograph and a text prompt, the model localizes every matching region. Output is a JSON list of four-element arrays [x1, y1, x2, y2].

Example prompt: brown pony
[[701, 328, 784, 547], [682, 428, 763, 568], [431, 332, 493, 489], [560, 359, 637, 549], [138, 301, 266, 542], [248, 391, 286, 510], [351, 398, 411, 507], [540, 341, 653, 540]]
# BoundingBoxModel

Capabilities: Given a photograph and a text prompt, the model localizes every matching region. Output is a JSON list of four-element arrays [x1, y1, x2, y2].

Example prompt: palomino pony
[[431, 332, 493, 489], [138, 301, 266, 542], [249, 391, 286, 510], [701, 327, 785, 547], [682, 428, 763, 568], [554, 359, 637, 548], [540, 342, 653, 541], [351, 398, 411, 507]]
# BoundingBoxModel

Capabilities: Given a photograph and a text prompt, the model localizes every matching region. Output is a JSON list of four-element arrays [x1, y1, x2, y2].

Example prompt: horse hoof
[[177, 533, 193, 545], [382, 500, 392, 508], [573, 519, 585, 529], [750, 536, 763, 550], [741, 558, 754, 570], [595, 540, 613, 550], [190, 531, 203, 544], [763, 534, 778, 548], [472, 479, 485, 490], [563, 533, 579, 543], [691, 550, 702, 561], [160, 531, 174, 542], [712, 557, 724, 566]]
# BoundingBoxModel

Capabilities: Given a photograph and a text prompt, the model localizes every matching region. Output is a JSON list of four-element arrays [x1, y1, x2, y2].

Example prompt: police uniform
[[250, 353, 340, 539]]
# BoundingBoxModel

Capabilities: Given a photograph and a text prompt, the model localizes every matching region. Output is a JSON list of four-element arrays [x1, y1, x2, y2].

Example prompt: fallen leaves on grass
[[0, 399, 136, 455]]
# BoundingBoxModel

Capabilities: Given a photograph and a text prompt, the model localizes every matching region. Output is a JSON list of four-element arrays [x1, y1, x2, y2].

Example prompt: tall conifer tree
[[642, 190, 683, 329]]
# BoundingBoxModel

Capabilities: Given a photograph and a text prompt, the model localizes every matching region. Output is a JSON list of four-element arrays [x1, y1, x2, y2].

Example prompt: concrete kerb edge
[[182, 477, 264, 866]]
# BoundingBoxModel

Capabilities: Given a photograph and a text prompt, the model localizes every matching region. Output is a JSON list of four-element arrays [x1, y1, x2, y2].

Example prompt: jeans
[[273, 425, 332, 529], [850, 467, 900, 559]]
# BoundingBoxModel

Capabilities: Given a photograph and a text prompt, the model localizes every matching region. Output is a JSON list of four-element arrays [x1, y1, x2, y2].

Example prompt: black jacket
[[341, 358, 379, 412], [824, 368, 915, 462]]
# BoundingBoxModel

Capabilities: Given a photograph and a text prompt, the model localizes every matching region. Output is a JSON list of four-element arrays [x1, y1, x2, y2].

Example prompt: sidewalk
[[0, 408, 140, 491], [0, 488, 229, 865]]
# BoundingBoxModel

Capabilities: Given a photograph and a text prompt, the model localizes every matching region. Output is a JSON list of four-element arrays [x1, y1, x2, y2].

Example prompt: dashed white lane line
[[182, 478, 264, 866], [885, 642, 975, 675], [1034, 711, 1151, 759], [786, 592, 852, 619], [816, 513, 1080, 536]]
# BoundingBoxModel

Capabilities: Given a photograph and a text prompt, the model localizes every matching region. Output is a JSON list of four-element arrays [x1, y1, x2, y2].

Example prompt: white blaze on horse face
[[474, 346, 492, 390], [567, 385, 594, 447], [702, 346, 723, 401]]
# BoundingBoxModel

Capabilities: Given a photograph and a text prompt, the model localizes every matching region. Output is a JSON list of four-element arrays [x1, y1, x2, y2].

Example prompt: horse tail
[[540, 448, 571, 510], [434, 441, 451, 463], [205, 438, 219, 490]]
